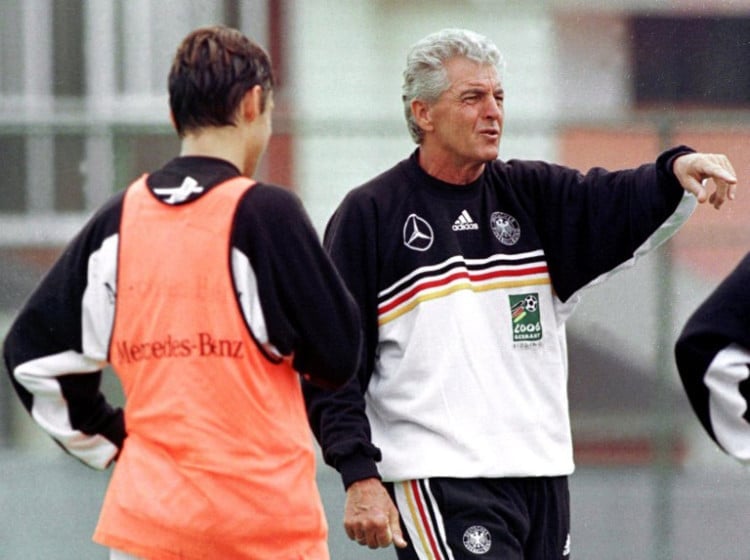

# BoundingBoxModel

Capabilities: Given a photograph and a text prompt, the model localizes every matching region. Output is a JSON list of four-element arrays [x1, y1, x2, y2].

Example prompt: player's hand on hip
[[344, 477, 408, 549], [672, 152, 738, 209]]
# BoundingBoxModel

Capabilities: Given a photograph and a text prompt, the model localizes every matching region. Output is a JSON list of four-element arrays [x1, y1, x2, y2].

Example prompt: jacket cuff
[[338, 454, 381, 490], [657, 144, 695, 205]]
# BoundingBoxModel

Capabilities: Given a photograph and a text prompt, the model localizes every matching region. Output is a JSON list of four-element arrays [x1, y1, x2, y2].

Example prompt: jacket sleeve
[[511, 145, 697, 302], [232, 185, 362, 389], [2, 198, 126, 469], [302, 190, 383, 488], [675, 252, 750, 463]]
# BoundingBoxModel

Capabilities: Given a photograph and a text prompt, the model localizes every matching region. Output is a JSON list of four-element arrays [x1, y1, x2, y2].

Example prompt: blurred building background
[[2, 1, 750, 558]]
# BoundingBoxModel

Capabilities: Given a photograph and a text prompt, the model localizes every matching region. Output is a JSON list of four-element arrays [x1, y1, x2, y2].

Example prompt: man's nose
[[484, 97, 502, 119]]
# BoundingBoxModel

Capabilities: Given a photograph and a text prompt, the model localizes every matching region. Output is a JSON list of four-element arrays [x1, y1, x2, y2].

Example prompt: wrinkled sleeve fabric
[[507, 146, 696, 302]]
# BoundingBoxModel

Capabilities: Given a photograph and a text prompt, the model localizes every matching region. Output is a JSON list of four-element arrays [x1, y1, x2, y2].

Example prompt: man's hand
[[672, 152, 738, 209], [344, 477, 408, 549]]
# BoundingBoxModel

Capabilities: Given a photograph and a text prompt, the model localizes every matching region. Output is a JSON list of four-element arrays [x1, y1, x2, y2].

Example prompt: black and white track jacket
[[676, 252, 750, 463], [3, 156, 361, 469], [305, 146, 696, 487]]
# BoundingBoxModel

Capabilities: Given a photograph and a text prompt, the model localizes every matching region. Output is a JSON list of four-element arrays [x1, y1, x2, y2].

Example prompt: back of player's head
[[168, 25, 274, 137]]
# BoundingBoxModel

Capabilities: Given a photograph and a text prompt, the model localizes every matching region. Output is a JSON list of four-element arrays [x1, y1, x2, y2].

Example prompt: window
[[0, 136, 26, 211], [54, 134, 86, 211], [0, 2, 23, 96], [0, 0, 281, 243], [113, 131, 180, 190], [52, 0, 84, 98], [631, 15, 750, 107]]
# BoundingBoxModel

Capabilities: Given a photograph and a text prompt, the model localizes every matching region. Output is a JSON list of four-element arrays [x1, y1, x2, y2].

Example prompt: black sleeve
[[2, 196, 126, 468], [233, 185, 362, 389], [509, 146, 693, 301], [302, 190, 383, 488], [675, 252, 750, 453]]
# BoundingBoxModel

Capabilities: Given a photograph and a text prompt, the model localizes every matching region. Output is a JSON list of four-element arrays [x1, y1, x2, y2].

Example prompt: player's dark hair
[[168, 25, 274, 137]]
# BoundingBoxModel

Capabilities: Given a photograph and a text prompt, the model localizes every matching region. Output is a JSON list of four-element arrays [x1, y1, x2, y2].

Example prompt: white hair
[[402, 28, 505, 144]]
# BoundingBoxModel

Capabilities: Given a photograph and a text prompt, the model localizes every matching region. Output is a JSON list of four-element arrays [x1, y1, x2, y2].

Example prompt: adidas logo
[[452, 210, 479, 231]]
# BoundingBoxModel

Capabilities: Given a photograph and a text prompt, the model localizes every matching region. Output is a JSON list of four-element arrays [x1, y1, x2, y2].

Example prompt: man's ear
[[240, 85, 263, 123], [411, 98, 433, 133], [169, 110, 179, 133]]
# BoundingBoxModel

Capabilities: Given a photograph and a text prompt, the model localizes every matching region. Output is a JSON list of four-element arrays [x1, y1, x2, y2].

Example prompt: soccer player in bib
[[3, 26, 361, 560]]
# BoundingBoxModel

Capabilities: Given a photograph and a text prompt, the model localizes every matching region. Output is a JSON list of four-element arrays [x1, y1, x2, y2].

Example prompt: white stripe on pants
[[393, 479, 455, 560]]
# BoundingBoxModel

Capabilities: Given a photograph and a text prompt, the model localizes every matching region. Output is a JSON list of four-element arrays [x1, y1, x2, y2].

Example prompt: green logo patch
[[509, 293, 542, 342]]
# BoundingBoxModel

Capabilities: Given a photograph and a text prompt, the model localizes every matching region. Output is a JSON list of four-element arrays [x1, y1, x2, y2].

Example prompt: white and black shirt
[[305, 147, 696, 487], [3, 156, 362, 468]]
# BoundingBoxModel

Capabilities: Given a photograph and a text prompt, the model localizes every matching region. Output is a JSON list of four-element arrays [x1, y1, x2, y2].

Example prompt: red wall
[[560, 126, 750, 281]]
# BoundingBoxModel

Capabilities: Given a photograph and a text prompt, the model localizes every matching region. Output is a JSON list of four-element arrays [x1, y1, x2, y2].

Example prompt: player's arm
[[302, 189, 382, 485], [304, 191, 406, 549], [2, 202, 126, 469], [232, 185, 361, 389], [675, 252, 750, 463]]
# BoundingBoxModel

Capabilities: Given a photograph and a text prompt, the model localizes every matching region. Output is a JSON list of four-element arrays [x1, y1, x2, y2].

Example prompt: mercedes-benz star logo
[[402, 213, 434, 252]]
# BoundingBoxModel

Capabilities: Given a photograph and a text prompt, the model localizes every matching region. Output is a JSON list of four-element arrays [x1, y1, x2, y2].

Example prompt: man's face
[[423, 57, 504, 169]]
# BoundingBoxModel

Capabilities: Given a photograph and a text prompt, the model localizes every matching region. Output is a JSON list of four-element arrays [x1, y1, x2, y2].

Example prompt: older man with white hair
[[304, 27, 737, 560]]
